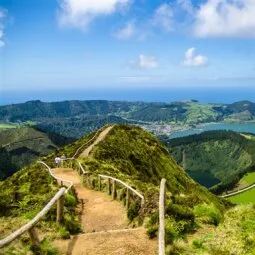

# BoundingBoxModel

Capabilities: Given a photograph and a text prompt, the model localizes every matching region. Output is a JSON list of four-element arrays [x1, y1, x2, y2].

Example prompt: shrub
[[63, 213, 81, 234], [147, 224, 158, 239], [59, 225, 71, 239], [166, 203, 195, 222], [127, 200, 140, 221], [65, 194, 77, 207], [192, 238, 204, 249], [193, 204, 223, 226]]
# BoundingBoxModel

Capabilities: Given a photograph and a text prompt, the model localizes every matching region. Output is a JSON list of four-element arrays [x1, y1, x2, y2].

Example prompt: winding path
[[221, 182, 255, 198], [52, 127, 157, 254], [52, 168, 157, 255], [79, 126, 113, 158]]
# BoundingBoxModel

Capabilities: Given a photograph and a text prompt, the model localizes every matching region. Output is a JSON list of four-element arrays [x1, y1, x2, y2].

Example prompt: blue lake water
[[169, 123, 255, 139]]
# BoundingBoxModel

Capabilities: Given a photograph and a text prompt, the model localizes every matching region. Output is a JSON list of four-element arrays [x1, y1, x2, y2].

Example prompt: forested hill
[[0, 100, 255, 138], [0, 127, 74, 180], [167, 130, 255, 193]]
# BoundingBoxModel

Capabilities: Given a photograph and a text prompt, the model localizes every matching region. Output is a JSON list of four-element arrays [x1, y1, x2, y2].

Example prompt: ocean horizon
[[1, 86, 255, 105]]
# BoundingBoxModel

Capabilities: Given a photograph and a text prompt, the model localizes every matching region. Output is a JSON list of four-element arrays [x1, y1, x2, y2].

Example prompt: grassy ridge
[[69, 125, 229, 245]]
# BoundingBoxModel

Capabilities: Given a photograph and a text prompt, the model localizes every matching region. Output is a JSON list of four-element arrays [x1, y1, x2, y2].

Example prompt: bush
[[165, 217, 179, 244], [63, 213, 81, 234], [147, 224, 158, 239], [127, 200, 140, 221], [65, 194, 77, 207], [192, 238, 204, 249], [166, 203, 195, 222], [59, 225, 71, 239], [193, 204, 223, 226]]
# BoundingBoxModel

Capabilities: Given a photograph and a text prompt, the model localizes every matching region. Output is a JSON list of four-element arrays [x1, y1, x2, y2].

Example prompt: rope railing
[[158, 178, 166, 255]]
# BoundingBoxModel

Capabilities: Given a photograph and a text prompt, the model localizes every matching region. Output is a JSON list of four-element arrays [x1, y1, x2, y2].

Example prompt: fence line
[[72, 127, 105, 158], [38, 161, 73, 193], [0, 188, 66, 248], [98, 174, 145, 208], [158, 178, 166, 255]]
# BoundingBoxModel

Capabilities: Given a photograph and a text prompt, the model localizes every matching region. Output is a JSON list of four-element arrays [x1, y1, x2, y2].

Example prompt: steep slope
[[167, 130, 255, 193], [0, 162, 81, 254], [0, 127, 74, 180]]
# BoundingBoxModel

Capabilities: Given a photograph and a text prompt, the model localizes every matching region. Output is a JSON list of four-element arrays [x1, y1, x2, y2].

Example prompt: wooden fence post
[[159, 178, 166, 255], [28, 227, 40, 248], [57, 195, 65, 224], [98, 176, 101, 191], [108, 178, 112, 195], [126, 188, 130, 209], [112, 180, 117, 199]]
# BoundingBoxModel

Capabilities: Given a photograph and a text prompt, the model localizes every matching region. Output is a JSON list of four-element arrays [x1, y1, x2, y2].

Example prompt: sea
[[1, 86, 255, 105]]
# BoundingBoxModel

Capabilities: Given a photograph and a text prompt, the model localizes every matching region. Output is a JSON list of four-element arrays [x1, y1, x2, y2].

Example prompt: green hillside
[[44, 125, 228, 246], [0, 161, 80, 254], [0, 127, 74, 180], [168, 204, 255, 255], [167, 131, 255, 193], [1, 100, 255, 138]]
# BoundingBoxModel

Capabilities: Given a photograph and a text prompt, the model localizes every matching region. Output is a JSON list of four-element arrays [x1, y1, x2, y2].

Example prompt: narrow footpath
[[52, 168, 157, 255]]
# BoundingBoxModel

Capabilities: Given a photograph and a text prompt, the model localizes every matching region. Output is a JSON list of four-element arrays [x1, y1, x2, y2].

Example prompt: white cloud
[[182, 48, 208, 67], [194, 0, 255, 37], [0, 9, 6, 47], [152, 3, 173, 32], [129, 54, 159, 69], [58, 0, 131, 30], [115, 20, 136, 39]]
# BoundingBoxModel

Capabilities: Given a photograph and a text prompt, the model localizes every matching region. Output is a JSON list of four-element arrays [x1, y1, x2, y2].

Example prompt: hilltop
[[167, 130, 255, 193], [43, 125, 228, 248], [0, 99, 255, 138], [0, 127, 74, 180]]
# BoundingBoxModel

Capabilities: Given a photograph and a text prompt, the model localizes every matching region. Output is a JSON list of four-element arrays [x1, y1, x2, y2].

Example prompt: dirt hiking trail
[[79, 126, 113, 158], [52, 127, 157, 254]]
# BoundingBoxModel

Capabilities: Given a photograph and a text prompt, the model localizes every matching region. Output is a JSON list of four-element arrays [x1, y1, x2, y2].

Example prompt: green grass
[[167, 204, 255, 255], [239, 172, 255, 186], [0, 124, 17, 129], [229, 188, 255, 204]]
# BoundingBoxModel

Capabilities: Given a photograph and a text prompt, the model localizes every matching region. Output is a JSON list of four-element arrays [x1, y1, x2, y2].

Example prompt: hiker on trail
[[55, 157, 61, 166], [61, 154, 66, 160]]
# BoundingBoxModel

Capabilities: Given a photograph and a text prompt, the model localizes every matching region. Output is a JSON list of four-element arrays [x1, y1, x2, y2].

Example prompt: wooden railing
[[0, 161, 73, 249], [158, 178, 166, 255], [38, 161, 73, 193], [72, 127, 105, 158], [74, 160, 145, 209], [98, 174, 145, 209]]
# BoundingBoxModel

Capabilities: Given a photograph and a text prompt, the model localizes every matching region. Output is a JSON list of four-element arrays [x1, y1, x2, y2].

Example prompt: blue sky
[[1, 0, 255, 100]]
